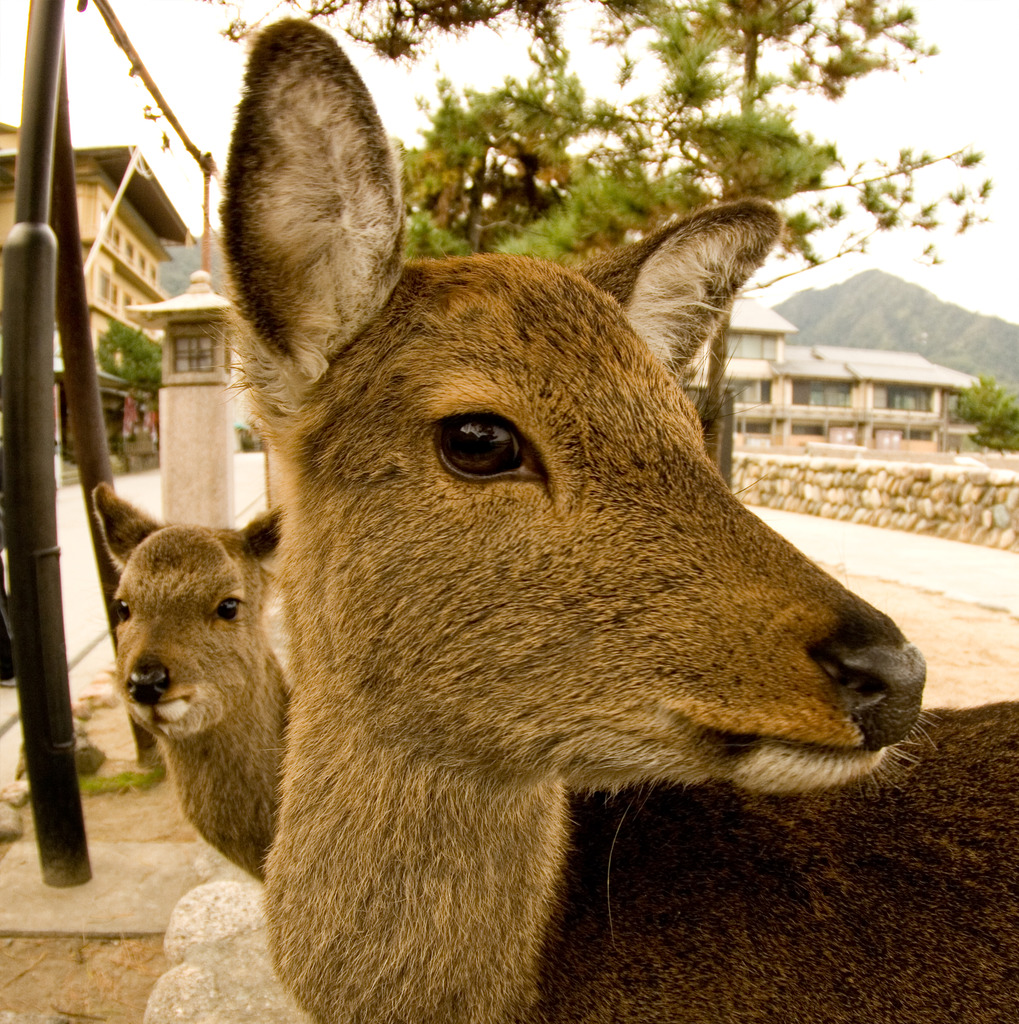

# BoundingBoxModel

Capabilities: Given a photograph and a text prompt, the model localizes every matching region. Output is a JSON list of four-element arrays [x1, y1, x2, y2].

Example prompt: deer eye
[[216, 599, 240, 621], [114, 600, 131, 623], [438, 414, 525, 478]]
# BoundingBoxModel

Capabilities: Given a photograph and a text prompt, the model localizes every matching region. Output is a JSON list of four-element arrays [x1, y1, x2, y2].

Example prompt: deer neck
[[163, 651, 285, 804], [265, 709, 570, 1024]]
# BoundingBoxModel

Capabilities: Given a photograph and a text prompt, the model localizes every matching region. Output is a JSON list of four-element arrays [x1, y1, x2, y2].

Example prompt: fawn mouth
[[713, 729, 884, 794], [151, 698, 190, 724]]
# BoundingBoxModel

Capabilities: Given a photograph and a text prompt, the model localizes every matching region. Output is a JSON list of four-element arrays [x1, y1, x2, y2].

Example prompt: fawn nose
[[128, 661, 170, 706], [812, 640, 926, 750]]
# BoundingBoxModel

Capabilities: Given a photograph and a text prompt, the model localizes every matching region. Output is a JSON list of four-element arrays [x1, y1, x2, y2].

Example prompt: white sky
[[1, 0, 1017, 323]]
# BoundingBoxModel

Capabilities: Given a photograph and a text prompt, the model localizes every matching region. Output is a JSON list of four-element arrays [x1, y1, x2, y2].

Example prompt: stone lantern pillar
[[128, 271, 235, 528]]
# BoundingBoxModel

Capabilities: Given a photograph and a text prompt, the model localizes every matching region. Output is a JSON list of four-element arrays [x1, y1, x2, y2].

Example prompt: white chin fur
[[730, 740, 885, 795], [153, 698, 191, 725]]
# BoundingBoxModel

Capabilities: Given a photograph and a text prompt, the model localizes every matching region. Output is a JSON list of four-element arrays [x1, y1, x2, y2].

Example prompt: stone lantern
[[128, 271, 235, 528]]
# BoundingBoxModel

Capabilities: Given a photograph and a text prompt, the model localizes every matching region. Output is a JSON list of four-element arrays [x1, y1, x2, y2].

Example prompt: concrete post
[[128, 271, 234, 528]]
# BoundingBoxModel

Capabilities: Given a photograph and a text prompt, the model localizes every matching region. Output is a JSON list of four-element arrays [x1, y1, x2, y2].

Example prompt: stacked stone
[[732, 454, 1019, 553]]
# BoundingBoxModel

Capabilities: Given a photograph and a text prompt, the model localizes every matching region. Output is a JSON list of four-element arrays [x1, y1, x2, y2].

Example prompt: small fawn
[[94, 483, 285, 880], [219, 19, 1017, 1024]]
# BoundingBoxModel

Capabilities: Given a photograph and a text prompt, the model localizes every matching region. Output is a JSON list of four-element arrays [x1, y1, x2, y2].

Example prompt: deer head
[[94, 483, 279, 740], [221, 21, 925, 1023], [222, 21, 923, 795]]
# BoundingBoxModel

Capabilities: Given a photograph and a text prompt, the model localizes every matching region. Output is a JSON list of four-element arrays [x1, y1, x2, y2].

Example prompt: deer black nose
[[128, 661, 170, 706], [812, 641, 925, 750]]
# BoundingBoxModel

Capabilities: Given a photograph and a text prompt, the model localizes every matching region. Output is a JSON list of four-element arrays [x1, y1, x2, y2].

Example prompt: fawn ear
[[92, 483, 160, 568], [242, 509, 281, 561], [221, 19, 405, 425], [581, 201, 782, 371]]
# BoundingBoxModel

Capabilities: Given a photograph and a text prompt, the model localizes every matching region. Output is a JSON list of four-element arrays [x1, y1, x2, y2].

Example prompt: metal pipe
[[2, 0, 91, 887], [90, 0, 216, 264], [81, 145, 143, 279]]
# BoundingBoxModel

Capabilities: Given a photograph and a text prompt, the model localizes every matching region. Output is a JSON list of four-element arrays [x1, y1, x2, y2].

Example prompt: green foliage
[[207, 0, 605, 58], [209, 0, 989, 279], [79, 765, 166, 794], [97, 320, 162, 390], [399, 0, 989, 272], [957, 376, 1019, 453], [403, 53, 585, 257]]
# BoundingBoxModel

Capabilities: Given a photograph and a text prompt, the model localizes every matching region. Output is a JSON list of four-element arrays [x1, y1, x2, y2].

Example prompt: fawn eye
[[217, 599, 240, 620], [438, 414, 525, 478], [114, 600, 130, 623]]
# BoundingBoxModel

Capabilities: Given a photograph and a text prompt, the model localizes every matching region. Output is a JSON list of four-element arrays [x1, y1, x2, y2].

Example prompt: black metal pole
[[2, 0, 91, 887]]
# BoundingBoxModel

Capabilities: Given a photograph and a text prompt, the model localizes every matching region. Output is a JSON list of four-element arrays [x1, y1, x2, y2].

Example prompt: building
[[1, 123, 191, 468], [718, 297, 975, 454], [0, 122, 190, 344]]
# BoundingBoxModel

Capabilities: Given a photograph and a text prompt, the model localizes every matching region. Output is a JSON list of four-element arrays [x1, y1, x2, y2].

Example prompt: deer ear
[[92, 483, 160, 568], [581, 201, 782, 371], [221, 19, 405, 426], [242, 509, 281, 561]]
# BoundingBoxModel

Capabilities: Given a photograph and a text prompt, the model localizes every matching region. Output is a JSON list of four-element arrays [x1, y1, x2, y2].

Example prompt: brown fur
[[544, 702, 1019, 1023], [214, 20, 979, 1024], [93, 483, 286, 880]]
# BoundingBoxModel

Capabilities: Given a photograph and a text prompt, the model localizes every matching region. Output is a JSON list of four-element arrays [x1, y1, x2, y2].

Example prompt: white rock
[[164, 880, 266, 964]]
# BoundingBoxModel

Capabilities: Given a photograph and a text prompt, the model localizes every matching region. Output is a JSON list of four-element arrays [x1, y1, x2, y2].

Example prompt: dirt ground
[[0, 692, 197, 1022], [2, 569, 1019, 1021]]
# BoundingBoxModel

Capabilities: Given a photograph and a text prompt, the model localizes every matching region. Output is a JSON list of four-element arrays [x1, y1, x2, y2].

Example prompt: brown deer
[[93, 483, 285, 880], [219, 20, 1017, 1024]]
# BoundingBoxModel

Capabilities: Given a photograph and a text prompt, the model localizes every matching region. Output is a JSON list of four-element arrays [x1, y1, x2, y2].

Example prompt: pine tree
[[210, 1, 989, 275], [957, 376, 1019, 453], [209, 0, 592, 58], [399, 2, 987, 274], [96, 320, 162, 391], [404, 50, 585, 256]]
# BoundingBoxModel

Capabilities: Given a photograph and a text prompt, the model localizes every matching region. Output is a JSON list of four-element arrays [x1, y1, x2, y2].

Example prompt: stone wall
[[732, 453, 1019, 553]]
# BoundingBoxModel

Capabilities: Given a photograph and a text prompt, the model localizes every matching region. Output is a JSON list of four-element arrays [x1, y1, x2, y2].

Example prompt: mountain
[[772, 271, 1019, 392], [159, 236, 226, 297]]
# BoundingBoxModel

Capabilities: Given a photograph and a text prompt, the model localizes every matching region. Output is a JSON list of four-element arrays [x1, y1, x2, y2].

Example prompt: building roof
[[0, 142, 189, 245], [78, 147, 190, 245], [775, 344, 975, 388], [845, 361, 976, 387], [811, 345, 933, 367], [129, 270, 230, 324], [773, 358, 856, 381], [730, 298, 798, 335]]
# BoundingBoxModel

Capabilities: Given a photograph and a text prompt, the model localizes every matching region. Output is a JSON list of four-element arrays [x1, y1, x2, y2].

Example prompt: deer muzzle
[[127, 660, 171, 706], [811, 640, 926, 750]]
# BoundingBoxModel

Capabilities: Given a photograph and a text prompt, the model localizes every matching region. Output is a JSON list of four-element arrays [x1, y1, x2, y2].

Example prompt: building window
[[126, 240, 135, 262], [111, 284, 119, 308], [829, 426, 857, 445], [908, 429, 933, 441], [150, 266, 157, 282], [743, 420, 772, 434], [98, 270, 111, 301], [792, 380, 851, 407], [139, 255, 147, 273], [731, 379, 772, 404], [111, 227, 121, 250], [124, 292, 133, 309], [873, 384, 932, 412], [729, 333, 778, 360], [791, 423, 825, 436], [174, 332, 215, 373]]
